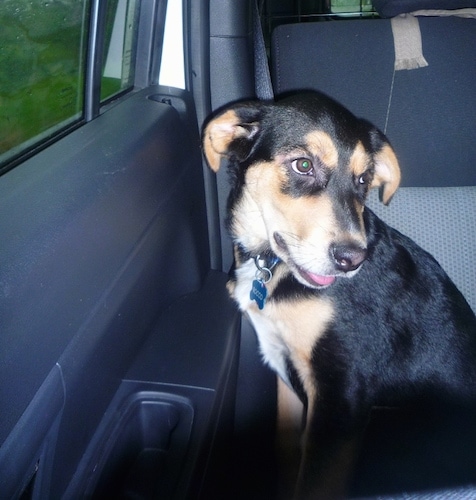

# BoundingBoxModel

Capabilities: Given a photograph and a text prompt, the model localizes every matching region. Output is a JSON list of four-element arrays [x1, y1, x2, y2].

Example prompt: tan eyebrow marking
[[305, 131, 338, 169], [349, 141, 370, 178]]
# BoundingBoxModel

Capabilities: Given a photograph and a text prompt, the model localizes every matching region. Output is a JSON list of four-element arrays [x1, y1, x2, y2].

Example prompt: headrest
[[373, 0, 476, 17]]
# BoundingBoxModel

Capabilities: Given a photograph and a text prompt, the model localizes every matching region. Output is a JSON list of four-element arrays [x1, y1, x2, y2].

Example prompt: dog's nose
[[332, 243, 367, 273]]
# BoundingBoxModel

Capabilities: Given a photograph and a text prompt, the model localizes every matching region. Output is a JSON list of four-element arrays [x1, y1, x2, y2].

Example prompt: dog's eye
[[291, 158, 314, 175], [358, 171, 372, 186]]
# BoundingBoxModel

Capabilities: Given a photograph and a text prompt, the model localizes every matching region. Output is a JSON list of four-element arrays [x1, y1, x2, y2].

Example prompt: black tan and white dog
[[202, 92, 476, 498]]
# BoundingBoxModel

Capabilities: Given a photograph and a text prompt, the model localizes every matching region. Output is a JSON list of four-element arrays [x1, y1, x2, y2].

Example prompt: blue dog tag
[[250, 279, 267, 310]]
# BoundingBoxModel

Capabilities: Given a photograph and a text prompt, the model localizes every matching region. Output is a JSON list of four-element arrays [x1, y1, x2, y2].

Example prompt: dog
[[202, 91, 476, 498]]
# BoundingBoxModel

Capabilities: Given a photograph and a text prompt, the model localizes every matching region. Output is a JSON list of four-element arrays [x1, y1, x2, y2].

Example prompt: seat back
[[271, 16, 476, 187], [271, 15, 476, 311], [367, 187, 476, 312]]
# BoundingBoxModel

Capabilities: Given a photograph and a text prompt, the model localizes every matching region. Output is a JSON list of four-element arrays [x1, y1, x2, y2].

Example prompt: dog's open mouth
[[297, 267, 336, 288]]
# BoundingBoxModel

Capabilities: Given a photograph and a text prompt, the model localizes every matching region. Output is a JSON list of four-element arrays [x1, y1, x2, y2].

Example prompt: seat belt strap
[[253, 0, 274, 100]]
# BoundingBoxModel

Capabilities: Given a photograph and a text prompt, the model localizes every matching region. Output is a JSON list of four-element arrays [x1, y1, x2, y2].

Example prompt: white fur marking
[[233, 259, 292, 386]]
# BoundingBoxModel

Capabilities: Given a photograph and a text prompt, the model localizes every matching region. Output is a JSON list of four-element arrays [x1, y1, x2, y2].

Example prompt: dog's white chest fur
[[232, 258, 335, 401], [233, 258, 292, 385]]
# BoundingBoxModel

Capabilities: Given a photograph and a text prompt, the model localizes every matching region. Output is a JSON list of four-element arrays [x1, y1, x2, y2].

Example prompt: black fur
[[269, 206, 476, 404], [301, 210, 476, 497], [313, 209, 476, 404]]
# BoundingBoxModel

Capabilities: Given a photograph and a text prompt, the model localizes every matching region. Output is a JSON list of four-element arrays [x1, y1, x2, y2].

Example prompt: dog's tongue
[[305, 272, 336, 287]]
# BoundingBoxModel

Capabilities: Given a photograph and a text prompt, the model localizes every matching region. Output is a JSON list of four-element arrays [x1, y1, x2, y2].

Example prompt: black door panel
[[0, 86, 239, 498], [65, 270, 240, 499]]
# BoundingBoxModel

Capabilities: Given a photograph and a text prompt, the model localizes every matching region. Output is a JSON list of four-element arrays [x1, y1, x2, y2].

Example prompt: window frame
[[0, 0, 168, 176]]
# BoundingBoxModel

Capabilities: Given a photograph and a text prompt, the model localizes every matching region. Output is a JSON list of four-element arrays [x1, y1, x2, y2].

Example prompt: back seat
[[271, 16, 476, 188]]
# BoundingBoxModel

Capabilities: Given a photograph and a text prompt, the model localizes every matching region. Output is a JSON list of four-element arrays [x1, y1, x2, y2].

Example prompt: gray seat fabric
[[367, 187, 476, 313], [271, 17, 476, 188]]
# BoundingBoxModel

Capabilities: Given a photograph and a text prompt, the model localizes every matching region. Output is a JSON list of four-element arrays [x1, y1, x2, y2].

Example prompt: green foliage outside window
[[0, 0, 89, 162], [0, 0, 139, 168]]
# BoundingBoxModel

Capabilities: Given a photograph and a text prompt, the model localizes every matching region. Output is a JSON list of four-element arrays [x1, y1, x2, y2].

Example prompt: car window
[[0, 0, 143, 174], [159, 0, 185, 89], [0, 0, 90, 169], [101, 0, 140, 101], [330, 0, 373, 14], [264, 0, 376, 35]]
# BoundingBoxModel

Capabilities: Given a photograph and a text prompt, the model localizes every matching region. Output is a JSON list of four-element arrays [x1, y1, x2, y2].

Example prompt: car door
[[0, 1, 241, 498]]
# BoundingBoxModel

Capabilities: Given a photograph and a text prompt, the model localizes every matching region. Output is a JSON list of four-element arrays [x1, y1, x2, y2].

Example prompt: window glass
[[330, 0, 373, 14], [159, 0, 185, 89], [0, 0, 90, 167], [101, 0, 140, 102]]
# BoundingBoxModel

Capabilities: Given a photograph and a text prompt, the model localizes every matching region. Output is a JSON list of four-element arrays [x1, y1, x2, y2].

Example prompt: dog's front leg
[[276, 376, 305, 500], [294, 405, 368, 500]]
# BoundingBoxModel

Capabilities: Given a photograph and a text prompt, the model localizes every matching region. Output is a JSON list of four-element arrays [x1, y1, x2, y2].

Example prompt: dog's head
[[202, 92, 400, 288]]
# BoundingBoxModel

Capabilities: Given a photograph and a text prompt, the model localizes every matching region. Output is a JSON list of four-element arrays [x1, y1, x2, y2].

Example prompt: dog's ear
[[369, 131, 401, 205], [202, 103, 263, 172]]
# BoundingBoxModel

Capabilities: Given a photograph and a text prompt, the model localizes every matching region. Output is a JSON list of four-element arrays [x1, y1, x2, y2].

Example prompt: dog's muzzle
[[273, 231, 367, 288]]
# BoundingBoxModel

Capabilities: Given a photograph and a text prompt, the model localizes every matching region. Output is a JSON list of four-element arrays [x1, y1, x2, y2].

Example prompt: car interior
[[0, 0, 475, 498]]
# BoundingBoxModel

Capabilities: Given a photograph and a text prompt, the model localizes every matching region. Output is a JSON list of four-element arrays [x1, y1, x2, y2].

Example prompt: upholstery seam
[[384, 68, 395, 135]]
